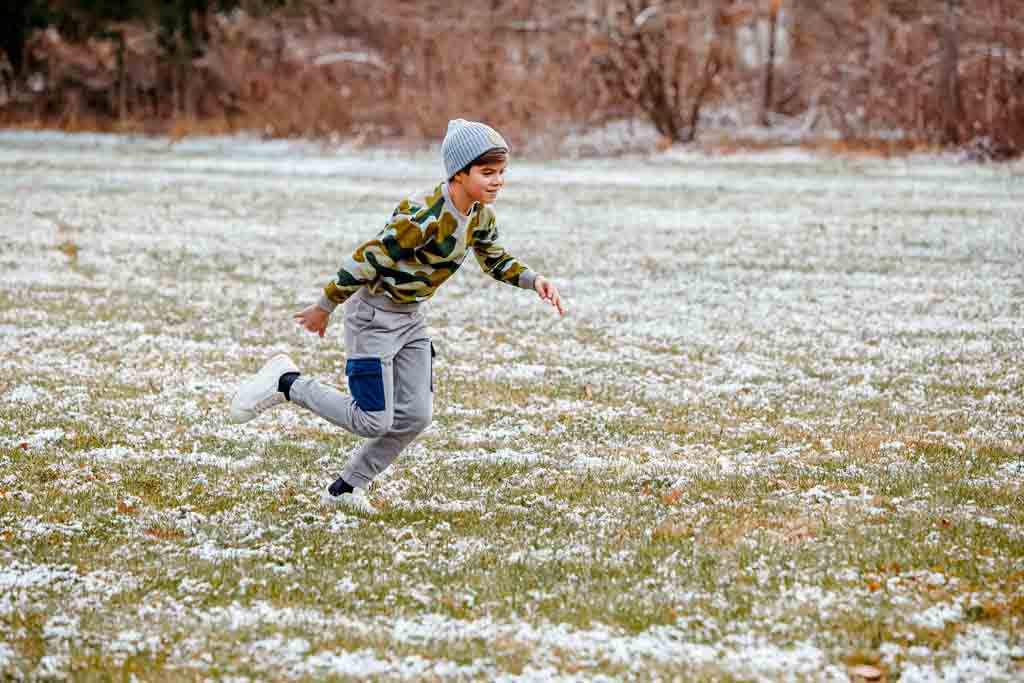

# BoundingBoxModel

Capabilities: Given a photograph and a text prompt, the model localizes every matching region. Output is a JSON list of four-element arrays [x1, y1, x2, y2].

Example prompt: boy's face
[[454, 159, 507, 205]]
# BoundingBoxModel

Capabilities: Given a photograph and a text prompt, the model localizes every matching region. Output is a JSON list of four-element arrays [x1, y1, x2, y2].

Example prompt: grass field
[[1, 132, 1022, 682]]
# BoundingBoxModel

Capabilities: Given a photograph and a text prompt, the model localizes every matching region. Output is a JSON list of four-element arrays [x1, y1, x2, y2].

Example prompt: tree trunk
[[689, 48, 721, 142], [760, 0, 781, 127], [116, 31, 127, 120], [0, 3, 28, 75], [866, 0, 885, 132], [938, 0, 961, 144]]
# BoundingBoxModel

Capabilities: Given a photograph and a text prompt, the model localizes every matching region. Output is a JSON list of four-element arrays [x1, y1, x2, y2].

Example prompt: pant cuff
[[288, 376, 313, 408], [340, 466, 373, 489]]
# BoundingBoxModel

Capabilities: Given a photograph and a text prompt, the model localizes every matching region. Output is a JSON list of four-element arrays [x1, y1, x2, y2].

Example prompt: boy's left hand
[[534, 276, 566, 316], [294, 304, 330, 337]]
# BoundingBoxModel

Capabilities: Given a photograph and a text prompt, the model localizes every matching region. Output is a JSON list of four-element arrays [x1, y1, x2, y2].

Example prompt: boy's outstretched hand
[[534, 276, 566, 316], [294, 304, 330, 337]]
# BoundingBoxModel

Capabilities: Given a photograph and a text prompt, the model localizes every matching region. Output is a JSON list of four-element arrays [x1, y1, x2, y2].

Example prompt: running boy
[[229, 119, 566, 514]]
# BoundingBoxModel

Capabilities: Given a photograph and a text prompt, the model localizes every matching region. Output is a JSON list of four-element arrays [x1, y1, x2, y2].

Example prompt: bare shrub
[[588, 0, 737, 143], [786, 0, 1023, 156], [2, 0, 1022, 157]]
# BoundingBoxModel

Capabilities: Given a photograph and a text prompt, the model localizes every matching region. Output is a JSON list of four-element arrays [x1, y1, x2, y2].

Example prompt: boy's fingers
[[538, 284, 565, 315]]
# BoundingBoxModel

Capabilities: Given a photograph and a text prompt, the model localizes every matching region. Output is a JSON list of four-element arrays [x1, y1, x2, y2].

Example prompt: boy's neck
[[445, 181, 475, 217]]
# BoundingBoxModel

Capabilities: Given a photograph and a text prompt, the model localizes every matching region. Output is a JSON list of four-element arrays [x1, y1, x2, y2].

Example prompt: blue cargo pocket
[[346, 358, 386, 412]]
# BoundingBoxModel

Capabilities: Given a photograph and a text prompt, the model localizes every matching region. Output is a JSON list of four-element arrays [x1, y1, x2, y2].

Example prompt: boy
[[229, 119, 566, 514]]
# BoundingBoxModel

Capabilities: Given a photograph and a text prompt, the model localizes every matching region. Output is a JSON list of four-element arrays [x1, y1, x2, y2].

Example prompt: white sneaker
[[321, 487, 378, 515], [229, 354, 299, 424]]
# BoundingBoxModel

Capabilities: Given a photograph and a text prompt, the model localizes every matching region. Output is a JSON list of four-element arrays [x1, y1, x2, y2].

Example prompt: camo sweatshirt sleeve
[[471, 207, 537, 291]]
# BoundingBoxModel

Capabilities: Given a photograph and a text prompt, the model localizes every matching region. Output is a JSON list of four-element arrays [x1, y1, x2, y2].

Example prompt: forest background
[[0, 0, 1022, 159]]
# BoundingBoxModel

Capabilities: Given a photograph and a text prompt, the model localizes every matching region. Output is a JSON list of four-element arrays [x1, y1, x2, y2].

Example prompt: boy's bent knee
[[402, 408, 432, 437], [352, 410, 394, 438]]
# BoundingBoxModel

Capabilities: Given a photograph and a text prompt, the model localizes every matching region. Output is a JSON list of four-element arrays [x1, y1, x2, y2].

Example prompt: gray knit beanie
[[442, 119, 509, 179]]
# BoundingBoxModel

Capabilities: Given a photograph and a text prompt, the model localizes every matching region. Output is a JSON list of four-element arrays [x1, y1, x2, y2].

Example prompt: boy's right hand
[[294, 305, 330, 337]]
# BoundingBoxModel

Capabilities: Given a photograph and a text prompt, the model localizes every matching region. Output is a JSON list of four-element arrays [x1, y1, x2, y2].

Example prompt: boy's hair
[[452, 148, 508, 180]]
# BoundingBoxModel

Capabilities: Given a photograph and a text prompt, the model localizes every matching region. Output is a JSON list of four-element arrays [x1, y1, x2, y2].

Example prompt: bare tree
[[783, 0, 1023, 155], [591, 0, 729, 143]]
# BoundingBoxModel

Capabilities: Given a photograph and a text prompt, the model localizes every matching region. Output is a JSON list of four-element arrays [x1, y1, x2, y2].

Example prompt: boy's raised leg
[[287, 357, 396, 439]]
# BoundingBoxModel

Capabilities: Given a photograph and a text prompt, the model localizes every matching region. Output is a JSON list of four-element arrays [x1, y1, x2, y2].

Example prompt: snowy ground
[[1, 131, 1022, 682]]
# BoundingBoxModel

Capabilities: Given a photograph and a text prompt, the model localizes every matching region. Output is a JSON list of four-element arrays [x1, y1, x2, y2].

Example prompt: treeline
[[1, 1, 1021, 158]]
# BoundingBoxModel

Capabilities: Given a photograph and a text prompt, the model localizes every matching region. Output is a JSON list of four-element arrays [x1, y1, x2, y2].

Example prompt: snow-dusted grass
[[1, 132, 1023, 681]]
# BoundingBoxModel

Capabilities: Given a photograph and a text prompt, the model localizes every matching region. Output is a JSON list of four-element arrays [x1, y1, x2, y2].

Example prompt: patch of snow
[[7, 384, 46, 404]]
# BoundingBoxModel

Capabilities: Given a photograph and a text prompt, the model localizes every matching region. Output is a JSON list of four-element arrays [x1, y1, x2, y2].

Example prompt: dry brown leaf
[[849, 664, 885, 681], [652, 520, 691, 540], [57, 241, 80, 259], [145, 526, 186, 541], [660, 489, 683, 505]]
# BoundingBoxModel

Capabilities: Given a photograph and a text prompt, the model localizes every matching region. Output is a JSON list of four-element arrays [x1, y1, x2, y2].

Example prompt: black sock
[[328, 477, 354, 497], [278, 372, 300, 400]]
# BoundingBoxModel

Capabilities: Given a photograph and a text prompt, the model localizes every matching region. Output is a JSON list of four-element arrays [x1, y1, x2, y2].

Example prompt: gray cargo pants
[[289, 289, 433, 488]]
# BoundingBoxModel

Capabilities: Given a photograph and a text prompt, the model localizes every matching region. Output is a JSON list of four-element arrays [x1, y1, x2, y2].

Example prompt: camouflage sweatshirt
[[317, 182, 536, 311]]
